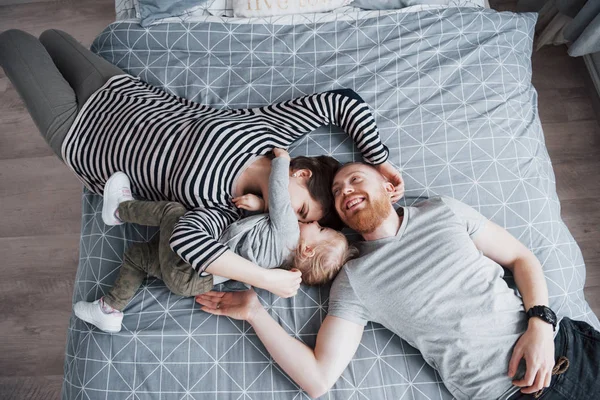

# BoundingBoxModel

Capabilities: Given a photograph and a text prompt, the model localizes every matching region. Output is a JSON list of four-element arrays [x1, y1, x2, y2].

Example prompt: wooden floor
[[1, 1, 599, 398]]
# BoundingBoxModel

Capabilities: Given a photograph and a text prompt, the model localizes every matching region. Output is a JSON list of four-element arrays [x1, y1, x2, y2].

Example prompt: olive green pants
[[104, 201, 214, 311]]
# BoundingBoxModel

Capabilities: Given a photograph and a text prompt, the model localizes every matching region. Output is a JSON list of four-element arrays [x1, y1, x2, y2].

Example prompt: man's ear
[[383, 174, 405, 202], [383, 181, 395, 196]]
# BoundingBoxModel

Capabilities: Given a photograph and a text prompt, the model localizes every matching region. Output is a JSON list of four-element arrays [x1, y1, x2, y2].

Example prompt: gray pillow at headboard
[[138, 0, 209, 26], [351, 0, 450, 9]]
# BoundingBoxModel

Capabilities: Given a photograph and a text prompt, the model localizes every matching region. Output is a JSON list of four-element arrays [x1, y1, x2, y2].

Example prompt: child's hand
[[232, 194, 265, 212], [273, 148, 291, 160], [263, 268, 302, 298]]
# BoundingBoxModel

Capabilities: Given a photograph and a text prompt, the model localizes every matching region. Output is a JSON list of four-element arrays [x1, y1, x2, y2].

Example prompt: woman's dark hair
[[290, 155, 344, 230]]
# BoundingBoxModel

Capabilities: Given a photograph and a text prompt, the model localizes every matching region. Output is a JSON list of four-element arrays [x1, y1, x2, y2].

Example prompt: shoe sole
[[102, 172, 126, 226], [74, 305, 122, 333]]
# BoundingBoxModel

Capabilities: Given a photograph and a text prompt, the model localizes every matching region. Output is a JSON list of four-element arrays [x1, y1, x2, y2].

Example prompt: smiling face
[[332, 163, 395, 234]]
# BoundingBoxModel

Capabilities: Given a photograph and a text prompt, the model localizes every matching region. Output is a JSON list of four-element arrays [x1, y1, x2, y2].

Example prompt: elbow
[[512, 252, 539, 271], [305, 381, 332, 399], [328, 88, 363, 102], [306, 388, 326, 399]]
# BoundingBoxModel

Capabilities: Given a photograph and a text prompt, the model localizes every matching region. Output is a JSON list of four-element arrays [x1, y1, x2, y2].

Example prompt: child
[[74, 149, 357, 333]]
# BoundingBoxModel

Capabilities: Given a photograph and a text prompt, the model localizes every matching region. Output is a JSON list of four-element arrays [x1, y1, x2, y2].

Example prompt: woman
[[0, 29, 401, 297]]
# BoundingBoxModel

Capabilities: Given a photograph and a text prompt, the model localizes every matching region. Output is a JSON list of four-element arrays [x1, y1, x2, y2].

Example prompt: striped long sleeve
[[170, 206, 239, 273], [251, 89, 389, 165], [61, 75, 389, 274]]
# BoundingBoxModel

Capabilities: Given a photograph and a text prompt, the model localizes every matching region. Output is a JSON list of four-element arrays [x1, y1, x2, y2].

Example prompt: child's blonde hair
[[289, 231, 359, 286]]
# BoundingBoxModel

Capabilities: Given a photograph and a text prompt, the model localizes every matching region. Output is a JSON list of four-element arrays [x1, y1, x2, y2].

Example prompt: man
[[196, 163, 600, 399]]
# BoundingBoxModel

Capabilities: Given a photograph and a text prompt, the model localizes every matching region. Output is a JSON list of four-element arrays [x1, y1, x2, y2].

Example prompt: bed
[[61, 1, 600, 399]]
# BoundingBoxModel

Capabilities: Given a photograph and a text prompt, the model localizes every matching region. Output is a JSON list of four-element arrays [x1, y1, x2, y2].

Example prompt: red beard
[[341, 191, 392, 234]]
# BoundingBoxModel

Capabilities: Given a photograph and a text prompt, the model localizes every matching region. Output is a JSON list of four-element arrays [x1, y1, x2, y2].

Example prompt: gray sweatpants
[[0, 29, 124, 160]]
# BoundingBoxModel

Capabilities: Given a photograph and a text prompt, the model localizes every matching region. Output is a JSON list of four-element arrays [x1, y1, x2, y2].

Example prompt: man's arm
[[196, 290, 364, 398], [471, 221, 555, 394], [472, 221, 549, 313], [250, 310, 364, 398]]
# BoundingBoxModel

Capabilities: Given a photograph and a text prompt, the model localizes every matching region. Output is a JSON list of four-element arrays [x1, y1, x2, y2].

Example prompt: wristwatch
[[526, 305, 557, 331]]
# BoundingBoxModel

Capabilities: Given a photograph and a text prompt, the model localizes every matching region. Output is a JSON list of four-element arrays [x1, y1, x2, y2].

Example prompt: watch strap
[[526, 305, 557, 331]]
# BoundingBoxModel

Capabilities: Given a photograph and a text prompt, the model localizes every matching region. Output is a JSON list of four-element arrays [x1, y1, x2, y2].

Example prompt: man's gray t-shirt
[[328, 197, 527, 400]]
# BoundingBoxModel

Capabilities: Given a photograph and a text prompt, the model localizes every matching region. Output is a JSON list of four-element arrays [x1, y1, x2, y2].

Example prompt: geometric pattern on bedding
[[62, 7, 600, 400]]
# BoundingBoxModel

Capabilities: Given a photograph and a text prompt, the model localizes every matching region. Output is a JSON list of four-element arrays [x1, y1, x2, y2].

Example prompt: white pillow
[[233, 0, 352, 17], [206, 0, 234, 16]]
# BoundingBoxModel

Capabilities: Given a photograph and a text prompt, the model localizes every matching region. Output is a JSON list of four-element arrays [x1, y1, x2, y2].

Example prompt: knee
[[163, 202, 187, 220], [0, 29, 30, 42], [162, 272, 186, 297], [123, 242, 152, 271], [39, 29, 65, 46], [0, 29, 36, 59]]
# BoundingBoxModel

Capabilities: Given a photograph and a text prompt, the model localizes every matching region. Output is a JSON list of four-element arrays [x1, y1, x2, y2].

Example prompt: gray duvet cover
[[62, 7, 600, 400]]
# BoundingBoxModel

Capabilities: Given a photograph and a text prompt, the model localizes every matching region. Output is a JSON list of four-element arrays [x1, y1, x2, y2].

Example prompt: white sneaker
[[102, 171, 134, 226], [73, 299, 123, 333]]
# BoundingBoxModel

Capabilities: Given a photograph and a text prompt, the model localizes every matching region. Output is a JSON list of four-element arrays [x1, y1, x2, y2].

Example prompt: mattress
[[62, 6, 600, 400]]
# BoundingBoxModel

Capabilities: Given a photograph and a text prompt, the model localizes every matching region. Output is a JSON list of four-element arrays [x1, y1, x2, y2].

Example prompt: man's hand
[[232, 194, 266, 212], [509, 318, 555, 394], [196, 290, 262, 321], [374, 161, 404, 202], [273, 148, 291, 160], [262, 268, 302, 298]]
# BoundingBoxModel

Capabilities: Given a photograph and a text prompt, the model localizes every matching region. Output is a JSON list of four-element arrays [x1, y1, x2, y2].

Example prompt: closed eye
[[300, 205, 308, 220]]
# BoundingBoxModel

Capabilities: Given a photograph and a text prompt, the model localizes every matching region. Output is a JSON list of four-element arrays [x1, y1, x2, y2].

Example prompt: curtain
[[563, 0, 600, 56], [517, 0, 600, 56]]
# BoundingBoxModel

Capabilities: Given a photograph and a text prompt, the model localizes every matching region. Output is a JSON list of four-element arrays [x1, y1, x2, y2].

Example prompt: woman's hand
[[262, 268, 302, 298], [375, 161, 404, 202], [196, 290, 262, 321], [232, 194, 266, 212], [273, 148, 291, 160]]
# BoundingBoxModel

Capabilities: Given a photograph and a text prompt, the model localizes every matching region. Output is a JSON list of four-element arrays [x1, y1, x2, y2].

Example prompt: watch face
[[541, 309, 550, 319], [532, 306, 556, 326]]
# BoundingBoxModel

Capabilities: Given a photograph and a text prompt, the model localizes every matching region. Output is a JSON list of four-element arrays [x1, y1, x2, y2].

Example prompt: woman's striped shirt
[[62, 74, 389, 273]]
